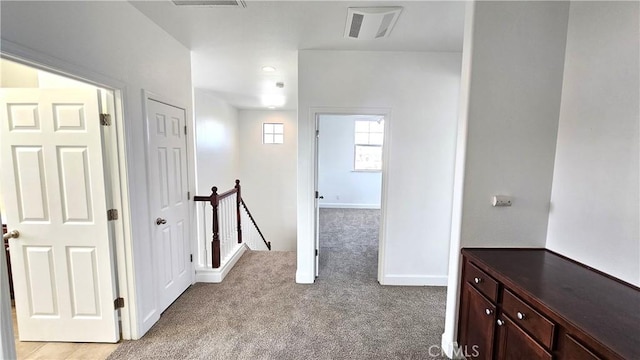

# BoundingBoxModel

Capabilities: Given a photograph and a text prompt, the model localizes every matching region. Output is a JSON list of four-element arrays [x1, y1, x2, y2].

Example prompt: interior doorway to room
[[0, 58, 124, 355], [315, 114, 385, 281]]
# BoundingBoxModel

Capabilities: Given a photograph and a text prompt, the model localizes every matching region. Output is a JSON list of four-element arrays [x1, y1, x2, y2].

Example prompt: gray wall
[[460, 1, 569, 248], [546, 1, 640, 286]]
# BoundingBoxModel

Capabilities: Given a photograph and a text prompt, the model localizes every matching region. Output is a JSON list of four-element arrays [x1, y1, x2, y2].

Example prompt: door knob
[[319, 196, 324, 199], [156, 218, 167, 226], [3, 230, 19, 241]]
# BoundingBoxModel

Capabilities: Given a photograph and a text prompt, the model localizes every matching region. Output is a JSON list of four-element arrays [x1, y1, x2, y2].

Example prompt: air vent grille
[[344, 7, 402, 40], [349, 13, 364, 38], [172, 0, 246, 7], [376, 13, 396, 38]]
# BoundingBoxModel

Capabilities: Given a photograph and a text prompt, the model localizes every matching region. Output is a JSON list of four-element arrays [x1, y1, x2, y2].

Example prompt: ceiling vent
[[172, 0, 246, 7], [344, 7, 403, 40]]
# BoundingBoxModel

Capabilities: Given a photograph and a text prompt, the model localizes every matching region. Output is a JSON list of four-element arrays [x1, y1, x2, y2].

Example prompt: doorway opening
[[0, 57, 127, 357], [315, 114, 386, 282]]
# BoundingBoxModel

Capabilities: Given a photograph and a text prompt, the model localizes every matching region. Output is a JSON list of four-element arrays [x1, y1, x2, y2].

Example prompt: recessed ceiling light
[[262, 66, 276, 72]]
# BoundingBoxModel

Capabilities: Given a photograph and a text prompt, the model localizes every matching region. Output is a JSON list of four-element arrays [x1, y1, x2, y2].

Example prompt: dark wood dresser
[[457, 248, 640, 360]]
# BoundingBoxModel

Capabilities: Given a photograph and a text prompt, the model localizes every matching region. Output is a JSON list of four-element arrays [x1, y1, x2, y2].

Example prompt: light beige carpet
[[108, 209, 448, 359]]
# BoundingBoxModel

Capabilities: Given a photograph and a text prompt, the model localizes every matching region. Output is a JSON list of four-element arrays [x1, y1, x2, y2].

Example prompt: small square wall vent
[[344, 7, 403, 40], [172, 0, 246, 7]]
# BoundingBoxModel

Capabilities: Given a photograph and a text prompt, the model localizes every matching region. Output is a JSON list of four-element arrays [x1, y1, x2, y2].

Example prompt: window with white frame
[[263, 123, 284, 144], [354, 119, 384, 171]]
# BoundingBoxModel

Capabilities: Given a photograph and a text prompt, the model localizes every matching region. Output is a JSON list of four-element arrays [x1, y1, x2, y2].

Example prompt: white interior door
[[145, 98, 191, 313], [0, 88, 119, 342]]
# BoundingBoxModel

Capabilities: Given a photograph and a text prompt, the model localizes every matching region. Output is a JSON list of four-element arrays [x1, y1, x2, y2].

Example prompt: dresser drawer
[[563, 335, 602, 360], [502, 289, 555, 349], [464, 261, 499, 303]]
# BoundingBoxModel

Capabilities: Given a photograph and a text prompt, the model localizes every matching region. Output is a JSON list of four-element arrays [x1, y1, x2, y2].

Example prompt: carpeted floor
[[108, 208, 447, 360]]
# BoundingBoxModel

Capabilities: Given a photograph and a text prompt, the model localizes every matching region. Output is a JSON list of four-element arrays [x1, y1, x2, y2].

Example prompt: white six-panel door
[[0, 89, 119, 342], [145, 98, 191, 313]]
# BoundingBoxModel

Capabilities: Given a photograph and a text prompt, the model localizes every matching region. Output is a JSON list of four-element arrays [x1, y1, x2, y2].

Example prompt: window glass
[[263, 123, 284, 144], [354, 119, 384, 170]]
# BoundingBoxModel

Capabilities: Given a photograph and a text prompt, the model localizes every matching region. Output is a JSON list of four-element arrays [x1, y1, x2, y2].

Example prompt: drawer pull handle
[[517, 312, 526, 320], [485, 309, 493, 315], [497, 319, 504, 326], [474, 277, 482, 284]]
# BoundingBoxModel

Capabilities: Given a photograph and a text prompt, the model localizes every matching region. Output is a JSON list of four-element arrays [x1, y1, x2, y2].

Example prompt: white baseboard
[[319, 203, 381, 209], [195, 244, 247, 283], [381, 274, 448, 286]]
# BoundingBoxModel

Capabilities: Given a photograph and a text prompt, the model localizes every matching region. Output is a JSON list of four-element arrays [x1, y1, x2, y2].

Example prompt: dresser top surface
[[462, 248, 640, 359]]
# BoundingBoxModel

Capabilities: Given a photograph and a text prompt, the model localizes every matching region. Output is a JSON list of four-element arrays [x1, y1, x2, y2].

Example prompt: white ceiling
[[131, 1, 465, 110]]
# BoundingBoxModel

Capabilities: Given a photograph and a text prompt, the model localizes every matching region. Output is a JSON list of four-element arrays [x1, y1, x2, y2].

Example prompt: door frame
[[0, 41, 137, 339], [0, 211, 16, 359], [310, 107, 392, 283], [141, 90, 196, 301]]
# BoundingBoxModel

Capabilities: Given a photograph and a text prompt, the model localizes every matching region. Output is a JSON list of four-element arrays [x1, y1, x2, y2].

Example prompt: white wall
[[194, 89, 240, 193], [193, 89, 240, 267], [297, 50, 462, 284], [0, 58, 92, 89], [441, 2, 475, 356], [459, 1, 569, 248], [546, 2, 640, 286], [442, 2, 570, 355], [318, 115, 382, 209], [1, 1, 193, 338], [239, 110, 297, 251], [0, 59, 37, 87]]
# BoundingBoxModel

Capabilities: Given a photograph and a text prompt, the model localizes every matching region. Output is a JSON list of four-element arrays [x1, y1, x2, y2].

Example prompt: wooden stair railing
[[194, 179, 270, 269], [240, 198, 271, 251]]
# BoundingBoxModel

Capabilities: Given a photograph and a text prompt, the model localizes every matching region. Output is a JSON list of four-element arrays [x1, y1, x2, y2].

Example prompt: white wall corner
[[381, 274, 448, 286], [443, 0, 475, 357], [195, 244, 246, 283], [295, 270, 315, 284]]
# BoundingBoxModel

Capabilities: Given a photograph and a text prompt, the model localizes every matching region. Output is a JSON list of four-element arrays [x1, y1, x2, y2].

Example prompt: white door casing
[[314, 115, 320, 278], [310, 109, 391, 284], [145, 97, 191, 313], [0, 88, 119, 342], [0, 212, 17, 360]]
